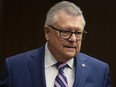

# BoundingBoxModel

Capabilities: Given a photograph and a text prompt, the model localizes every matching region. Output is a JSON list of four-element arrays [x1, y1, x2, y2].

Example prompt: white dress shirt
[[45, 43, 75, 87]]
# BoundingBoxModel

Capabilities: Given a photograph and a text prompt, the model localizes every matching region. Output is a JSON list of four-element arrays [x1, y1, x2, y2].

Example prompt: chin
[[66, 51, 77, 55], [65, 53, 76, 59]]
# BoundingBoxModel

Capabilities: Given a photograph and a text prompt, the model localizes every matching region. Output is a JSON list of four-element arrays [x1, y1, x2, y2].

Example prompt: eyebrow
[[48, 25, 82, 32], [61, 26, 82, 31], [63, 28, 83, 32]]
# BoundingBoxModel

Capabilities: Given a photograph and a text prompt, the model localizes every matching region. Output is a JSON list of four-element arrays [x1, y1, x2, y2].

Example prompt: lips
[[64, 45, 76, 49]]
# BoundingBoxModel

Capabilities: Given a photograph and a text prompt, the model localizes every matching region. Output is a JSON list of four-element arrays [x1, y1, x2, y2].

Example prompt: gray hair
[[45, 1, 86, 26]]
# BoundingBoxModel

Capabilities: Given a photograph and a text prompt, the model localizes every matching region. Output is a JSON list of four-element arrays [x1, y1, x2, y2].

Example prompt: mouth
[[64, 46, 76, 49]]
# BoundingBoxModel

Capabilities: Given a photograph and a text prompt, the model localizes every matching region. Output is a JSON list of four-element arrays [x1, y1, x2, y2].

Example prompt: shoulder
[[76, 53, 110, 75], [6, 46, 45, 63], [77, 52, 109, 68]]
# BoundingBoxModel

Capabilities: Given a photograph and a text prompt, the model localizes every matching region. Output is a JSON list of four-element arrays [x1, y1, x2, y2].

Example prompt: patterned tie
[[54, 62, 68, 87]]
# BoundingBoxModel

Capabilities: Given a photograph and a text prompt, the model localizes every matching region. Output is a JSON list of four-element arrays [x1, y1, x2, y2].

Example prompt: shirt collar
[[67, 58, 75, 70], [45, 43, 57, 69], [45, 43, 75, 70]]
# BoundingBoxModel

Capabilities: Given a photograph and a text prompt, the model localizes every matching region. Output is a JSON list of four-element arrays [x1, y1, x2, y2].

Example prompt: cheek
[[54, 38, 63, 47], [49, 34, 63, 48], [53, 39, 65, 52], [48, 37, 64, 55]]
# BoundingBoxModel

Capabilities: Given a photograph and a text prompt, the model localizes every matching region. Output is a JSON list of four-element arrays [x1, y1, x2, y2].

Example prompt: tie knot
[[55, 62, 67, 70]]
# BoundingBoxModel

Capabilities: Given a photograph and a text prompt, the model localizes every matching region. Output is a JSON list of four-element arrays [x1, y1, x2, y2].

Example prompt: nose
[[68, 33, 77, 42]]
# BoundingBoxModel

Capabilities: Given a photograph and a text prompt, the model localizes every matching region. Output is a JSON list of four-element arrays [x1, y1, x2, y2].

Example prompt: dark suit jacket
[[0, 46, 111, 87]]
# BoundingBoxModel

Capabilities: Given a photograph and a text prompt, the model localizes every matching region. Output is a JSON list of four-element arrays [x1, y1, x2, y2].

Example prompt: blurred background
[[0, 0, 116, 86]]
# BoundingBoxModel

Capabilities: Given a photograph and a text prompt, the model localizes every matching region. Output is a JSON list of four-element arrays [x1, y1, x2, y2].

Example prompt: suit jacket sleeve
[[104, 64, 111, 87], [0, 59, 11, 87]]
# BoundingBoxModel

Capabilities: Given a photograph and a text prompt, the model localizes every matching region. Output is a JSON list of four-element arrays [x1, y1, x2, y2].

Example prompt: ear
[[44, 25, 50, 40]]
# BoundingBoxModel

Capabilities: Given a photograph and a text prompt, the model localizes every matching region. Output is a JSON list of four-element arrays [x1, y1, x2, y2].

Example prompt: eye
[[61, 30, 71, 35], [61, 30, 70, 33], [75, 31, 82, 35]]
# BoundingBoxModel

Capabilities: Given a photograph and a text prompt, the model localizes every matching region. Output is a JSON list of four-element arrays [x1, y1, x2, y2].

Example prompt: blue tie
[[54, 62, 68, 87]]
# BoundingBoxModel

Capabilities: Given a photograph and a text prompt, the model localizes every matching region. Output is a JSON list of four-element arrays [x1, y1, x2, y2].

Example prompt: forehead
[[54, 11, 84, 30]]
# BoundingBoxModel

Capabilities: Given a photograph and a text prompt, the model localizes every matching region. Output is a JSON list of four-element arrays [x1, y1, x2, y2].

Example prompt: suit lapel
[[27, 46, 46, 87], [73, 53, 89, 87]]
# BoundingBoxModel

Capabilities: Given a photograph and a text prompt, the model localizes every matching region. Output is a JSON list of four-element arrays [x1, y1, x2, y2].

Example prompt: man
[[0, 1, 111, 87]]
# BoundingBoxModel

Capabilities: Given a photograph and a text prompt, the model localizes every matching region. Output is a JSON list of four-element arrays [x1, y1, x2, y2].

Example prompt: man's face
[[45, 12, 85, 62]]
